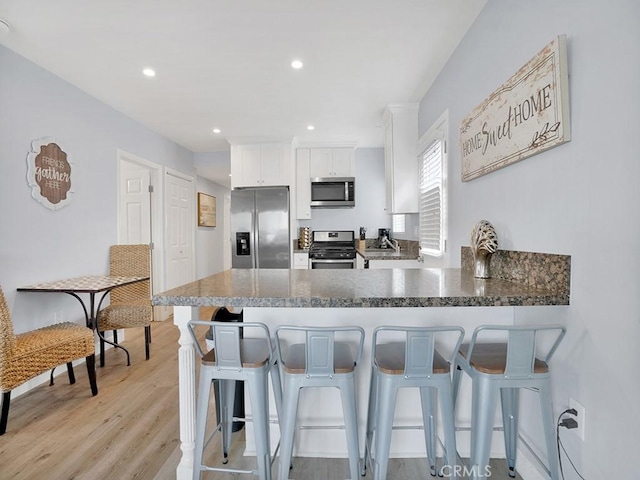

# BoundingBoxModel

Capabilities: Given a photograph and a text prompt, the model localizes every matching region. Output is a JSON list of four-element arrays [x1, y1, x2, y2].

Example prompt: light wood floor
[[0, 311, 522, 480]]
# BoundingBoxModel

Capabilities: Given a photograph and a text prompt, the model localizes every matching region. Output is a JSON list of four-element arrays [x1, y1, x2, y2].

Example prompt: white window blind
[[419, 140, 444, 256]]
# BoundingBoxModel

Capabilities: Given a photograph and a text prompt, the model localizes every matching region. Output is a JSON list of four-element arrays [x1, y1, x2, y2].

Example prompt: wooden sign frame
[[26, 137, 75, 210], [460, 35, 571, 181]]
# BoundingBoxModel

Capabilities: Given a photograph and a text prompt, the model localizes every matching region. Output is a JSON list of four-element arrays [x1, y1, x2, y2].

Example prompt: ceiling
[[0, 0, 486, 188]]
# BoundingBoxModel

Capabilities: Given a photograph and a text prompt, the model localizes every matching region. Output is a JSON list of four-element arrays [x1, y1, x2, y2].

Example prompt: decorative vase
[[470, 220, 498, 279]]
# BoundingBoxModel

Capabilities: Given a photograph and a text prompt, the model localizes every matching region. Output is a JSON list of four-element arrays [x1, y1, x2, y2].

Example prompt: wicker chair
[[97, 244, 152, 367], [0, 286, 97, 435]]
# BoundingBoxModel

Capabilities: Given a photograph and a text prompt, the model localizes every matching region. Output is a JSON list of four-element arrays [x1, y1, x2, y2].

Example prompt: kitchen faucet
[[383, 237, 400, 254]]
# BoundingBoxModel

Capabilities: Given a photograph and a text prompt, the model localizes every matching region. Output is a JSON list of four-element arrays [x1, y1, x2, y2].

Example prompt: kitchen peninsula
[[154, 255, 570, 479]]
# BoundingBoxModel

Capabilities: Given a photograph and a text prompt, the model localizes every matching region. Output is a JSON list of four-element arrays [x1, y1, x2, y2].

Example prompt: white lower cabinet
[[356, 254, 365, 269], [293, 252, 309, 269]]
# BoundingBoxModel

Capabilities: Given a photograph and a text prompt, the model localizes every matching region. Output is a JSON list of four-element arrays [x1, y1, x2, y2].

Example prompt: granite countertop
[[356, 246, 419, 261], [153, 268, 569, 308]]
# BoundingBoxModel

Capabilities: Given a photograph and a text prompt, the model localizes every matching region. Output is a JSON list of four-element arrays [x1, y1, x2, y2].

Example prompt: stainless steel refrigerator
[[231, 187, 290, 269]]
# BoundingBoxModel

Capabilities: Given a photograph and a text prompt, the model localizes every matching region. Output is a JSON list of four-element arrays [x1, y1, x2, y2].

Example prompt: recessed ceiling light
[[142, 68, 156, 77], [307, 125, 315, 131], [291, 59, 303, 70], [212, 128, 221, 134]]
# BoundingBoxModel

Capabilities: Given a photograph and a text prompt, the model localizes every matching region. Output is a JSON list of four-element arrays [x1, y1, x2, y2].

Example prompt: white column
[[174, 305, 199, 480]]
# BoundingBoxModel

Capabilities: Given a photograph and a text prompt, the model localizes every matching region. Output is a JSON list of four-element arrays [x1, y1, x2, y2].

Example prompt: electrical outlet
[[569, 397, 586, 441]]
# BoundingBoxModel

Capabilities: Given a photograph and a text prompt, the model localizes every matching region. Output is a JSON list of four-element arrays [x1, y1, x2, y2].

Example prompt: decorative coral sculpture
[[471, 220, 498, 278]]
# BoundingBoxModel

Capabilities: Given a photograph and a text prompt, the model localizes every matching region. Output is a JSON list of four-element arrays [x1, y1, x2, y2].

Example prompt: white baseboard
[[516, 443, 549, 480]]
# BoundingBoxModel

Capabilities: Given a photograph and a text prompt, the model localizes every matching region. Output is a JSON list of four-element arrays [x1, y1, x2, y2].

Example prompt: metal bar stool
[[274, 325, 365, 480], [452, 325, 566, 480], [362, 326, 464, 479], [188, 320, 283, 480]]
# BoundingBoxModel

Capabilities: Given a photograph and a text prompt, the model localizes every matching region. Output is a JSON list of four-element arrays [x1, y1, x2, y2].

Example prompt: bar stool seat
[[363, 326, 464, 480], [452, 325, 566, 480], [274, 325, 365, 480], [188, 320, 283, 480]]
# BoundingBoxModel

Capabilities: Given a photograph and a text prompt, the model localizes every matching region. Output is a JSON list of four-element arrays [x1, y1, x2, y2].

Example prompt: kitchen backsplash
[[461, 246, 571, 294], [362, 238, 420, 255]]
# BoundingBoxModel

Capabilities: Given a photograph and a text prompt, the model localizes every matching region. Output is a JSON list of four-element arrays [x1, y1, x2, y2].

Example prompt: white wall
[[419, 1, 640, 477], [299, 147, 391, 236], [194, 152, 232, 278], [0, 45, 196, 328]]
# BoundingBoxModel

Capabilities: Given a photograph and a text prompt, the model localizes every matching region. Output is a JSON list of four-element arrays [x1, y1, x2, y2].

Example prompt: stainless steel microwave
[[310, 177, 355, 208]]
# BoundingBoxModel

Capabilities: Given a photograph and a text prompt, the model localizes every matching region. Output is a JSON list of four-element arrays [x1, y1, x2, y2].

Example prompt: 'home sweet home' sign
[[460, 35, 571, 182]]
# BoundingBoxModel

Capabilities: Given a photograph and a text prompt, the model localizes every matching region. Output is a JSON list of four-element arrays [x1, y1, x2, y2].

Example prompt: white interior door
[[165, 169, 195, 290], [117, 150, 166, 319], [119, 162, 151, 243]]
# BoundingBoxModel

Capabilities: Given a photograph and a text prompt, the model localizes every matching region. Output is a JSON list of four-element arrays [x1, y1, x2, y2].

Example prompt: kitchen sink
[[365, 249, 403, 256]]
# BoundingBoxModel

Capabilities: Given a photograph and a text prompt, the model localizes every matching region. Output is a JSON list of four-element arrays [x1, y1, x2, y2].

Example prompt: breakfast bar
[[153, 252, 570, 479]]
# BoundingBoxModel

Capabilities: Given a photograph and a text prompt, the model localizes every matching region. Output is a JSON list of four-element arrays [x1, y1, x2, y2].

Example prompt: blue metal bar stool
[[362, 326, 464, 479], [452, 325, 566, 480], [274, 325, 365, 480], [188, 320, 283, 480]]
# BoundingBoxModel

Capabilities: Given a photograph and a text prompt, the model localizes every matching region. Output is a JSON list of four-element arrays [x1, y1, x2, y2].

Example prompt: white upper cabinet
[[383, 104, 419, 213], [231, 143, 292, 188], [309, 148, 355, 178], [295, 149, 311, 219]]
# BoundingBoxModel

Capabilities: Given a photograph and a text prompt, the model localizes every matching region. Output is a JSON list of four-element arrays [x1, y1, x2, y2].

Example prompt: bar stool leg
[[538, 382, 560, 480], [419, 386, 437, 476], [278, 377, 301, 480], [373, 375, 397, 480], [470, 377, 497, 480], [193, 372, 214, 480], [452, 364, 463, 407], [219, 379, 236, 463], [338, 376, 361, 480], [363, 365, 378, 476], [500, 387, 519, 478], [270, 360, 284, 427], [438, 378, 458, 473], [248, 369, 272, 480]]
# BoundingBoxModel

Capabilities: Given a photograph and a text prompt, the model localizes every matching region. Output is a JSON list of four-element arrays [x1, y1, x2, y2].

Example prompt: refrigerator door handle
[[252, 199, 260, 268]]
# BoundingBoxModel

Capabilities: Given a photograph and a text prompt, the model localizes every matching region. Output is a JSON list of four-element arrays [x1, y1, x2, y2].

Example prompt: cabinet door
[[332, 148, 355, 177], [309, 148, 333, 178], [295, 149, 311, 219], [384, 123, 394, 212], [260, 144, 286, 186], [232, 145, 261, 187], [383, 105, 419, 213], [293, 252, 309, 269]]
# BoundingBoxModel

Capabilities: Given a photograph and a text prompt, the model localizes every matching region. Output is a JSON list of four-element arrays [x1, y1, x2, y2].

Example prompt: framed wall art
[[197, 192, 216, 227], [460, 35, 571, 181]]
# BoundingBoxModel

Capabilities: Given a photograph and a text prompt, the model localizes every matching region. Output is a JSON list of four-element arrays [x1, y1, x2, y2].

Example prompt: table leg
[[66, 291, 131, 365], [95, 291, 131, 366]]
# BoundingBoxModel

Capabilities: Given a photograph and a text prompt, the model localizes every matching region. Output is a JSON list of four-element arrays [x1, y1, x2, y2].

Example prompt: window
[[418, 111, 447, 256]]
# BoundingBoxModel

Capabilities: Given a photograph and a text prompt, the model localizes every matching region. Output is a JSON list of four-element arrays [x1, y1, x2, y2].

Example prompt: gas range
[[308, 231, 356, 268]]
